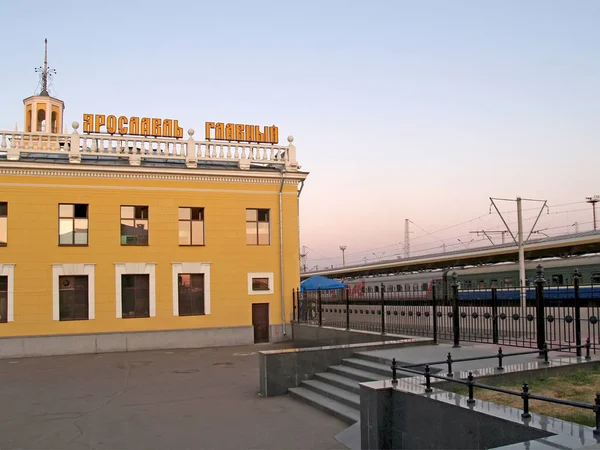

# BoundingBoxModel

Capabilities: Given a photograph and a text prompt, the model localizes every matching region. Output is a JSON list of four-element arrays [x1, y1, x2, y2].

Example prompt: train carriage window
[[478, 280, 486, 289], [405, 284, 410, 292], [396, 284, 402, 292], [551, 274, 563, 285], [490, 279, 498, 288], [413, 283, 419, 291], [367, 286, 373, 293], [388, 285, 394, 292], [503, 277, 514, 288], [592, 273, 600, 284], [421, 282, 428, 291], [374, 286, 379, 293]]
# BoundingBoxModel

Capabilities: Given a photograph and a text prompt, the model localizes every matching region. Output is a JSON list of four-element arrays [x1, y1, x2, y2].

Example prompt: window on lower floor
[[0, 202, 7, 246], [59, 275, 89, 321], [0, 276, 7, 323], [122, 274, 150, 318], [59, 204, 89, 245], [121, 206, 149, 245], [251, 277, 270, 292], [178, 273, 205, 316]]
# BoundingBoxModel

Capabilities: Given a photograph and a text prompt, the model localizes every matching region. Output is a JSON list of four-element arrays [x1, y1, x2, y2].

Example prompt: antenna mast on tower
[[35, 38, 56, 96]]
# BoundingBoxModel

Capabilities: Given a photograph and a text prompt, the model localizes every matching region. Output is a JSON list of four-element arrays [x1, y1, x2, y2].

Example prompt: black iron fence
[[388, 345, 600, 435], [293, 265, 600, 354]]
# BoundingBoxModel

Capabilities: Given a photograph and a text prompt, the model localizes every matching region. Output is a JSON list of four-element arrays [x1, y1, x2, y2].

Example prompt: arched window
[[37, 109, 46, 132]]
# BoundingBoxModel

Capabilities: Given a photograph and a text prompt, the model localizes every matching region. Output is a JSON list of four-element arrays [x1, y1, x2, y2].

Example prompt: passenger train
[[340, 254, 600, 303]]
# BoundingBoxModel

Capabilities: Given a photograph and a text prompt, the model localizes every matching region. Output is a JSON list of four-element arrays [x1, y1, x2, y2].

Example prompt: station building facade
[[0, 83, 307, 358]]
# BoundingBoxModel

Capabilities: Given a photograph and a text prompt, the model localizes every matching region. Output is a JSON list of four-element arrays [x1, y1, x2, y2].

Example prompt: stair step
[[289, 387, 360, 424], [353, 352, 444, 375], [328, 364, 389, 382], [341, 357, 400, 376], [301, 379, 360, 408], [315, 372, 361, 394]]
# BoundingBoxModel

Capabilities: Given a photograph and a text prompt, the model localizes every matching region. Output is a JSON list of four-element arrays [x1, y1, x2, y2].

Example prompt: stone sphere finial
[[188, 129, 195, 136], [287, 135, 294, 143], [72, 121, 79, 130]]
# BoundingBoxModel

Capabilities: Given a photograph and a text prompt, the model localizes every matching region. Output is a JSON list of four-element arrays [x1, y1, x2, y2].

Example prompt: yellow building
[[0, 44, 307, 358]]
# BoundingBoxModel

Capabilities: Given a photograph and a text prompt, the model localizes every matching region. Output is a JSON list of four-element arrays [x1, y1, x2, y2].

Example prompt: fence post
[[432, 283, 438, 344], [345, 287, 350, 330], [574, 269, 582, 357], [492, 287, 499, 345], [292, 288, 297, 321], [451, 272, 460, 348], [380, 283, 386, 335], [535, 265, 546, 356], [317, 288, 322, 327]]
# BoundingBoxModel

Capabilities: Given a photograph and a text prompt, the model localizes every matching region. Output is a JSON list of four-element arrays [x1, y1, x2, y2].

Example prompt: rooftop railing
[[0, 122, 299, 171]]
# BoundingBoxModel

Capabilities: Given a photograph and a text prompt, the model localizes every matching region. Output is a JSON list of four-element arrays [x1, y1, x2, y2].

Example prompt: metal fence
[[293, 265, 600, 354]]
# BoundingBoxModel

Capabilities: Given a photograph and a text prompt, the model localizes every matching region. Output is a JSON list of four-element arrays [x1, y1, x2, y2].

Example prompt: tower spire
[[35, 38, 56, 96]]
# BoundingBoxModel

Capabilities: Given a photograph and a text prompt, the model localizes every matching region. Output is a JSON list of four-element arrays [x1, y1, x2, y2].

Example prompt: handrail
[[389, 342, 600, 435]]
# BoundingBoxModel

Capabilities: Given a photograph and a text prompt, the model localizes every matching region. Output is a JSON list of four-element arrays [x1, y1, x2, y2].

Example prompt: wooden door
[[252, 303, 270, 343]]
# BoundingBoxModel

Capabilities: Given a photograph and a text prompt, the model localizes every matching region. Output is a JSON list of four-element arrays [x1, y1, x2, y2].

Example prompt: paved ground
[[0, 342, 347, 450], [362, 340, 593, 376]]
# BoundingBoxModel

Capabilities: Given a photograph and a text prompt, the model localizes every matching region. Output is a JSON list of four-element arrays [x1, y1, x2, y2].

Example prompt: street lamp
[[339, 245, 347, 267], [586, 195, 599, 231]]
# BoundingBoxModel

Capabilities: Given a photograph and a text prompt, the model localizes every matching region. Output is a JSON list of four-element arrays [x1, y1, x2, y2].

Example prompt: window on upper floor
[[179, 207, 205, 246], [0, 202, 6, 246], [59, 204, 89, 245], [246, 209, 270, 245], [120, 206, 149, 245]]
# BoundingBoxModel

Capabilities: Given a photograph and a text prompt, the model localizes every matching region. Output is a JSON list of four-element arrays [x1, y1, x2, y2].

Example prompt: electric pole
[[339, 245, 347, 267], [586, 195, 599, 231], [490, 196, 548, 309], [299, 246, 308, 273]]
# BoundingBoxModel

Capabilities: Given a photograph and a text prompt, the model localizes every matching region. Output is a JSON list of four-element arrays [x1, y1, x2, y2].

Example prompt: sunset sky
[[1, 0, 598, 269]]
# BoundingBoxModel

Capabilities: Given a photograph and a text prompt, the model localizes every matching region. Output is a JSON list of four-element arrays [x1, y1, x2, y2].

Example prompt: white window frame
[[115, 262, 156, 319], [248, 272, 274, 295], [171, 262, 211, 316], [52, 263, 95, 321], [0, 264, 15, 322]]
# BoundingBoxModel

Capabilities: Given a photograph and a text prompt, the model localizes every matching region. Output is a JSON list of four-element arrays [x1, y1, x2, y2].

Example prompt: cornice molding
[[0, 162, 308, 185]]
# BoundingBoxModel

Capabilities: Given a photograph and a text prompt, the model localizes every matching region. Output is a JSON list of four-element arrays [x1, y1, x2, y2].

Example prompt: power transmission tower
[[339, 245, 347, 267], [489, 196, 548, 308], [299, 246, 308, 273], [586, 195, 599, 231], [404, 219, 410, 258]]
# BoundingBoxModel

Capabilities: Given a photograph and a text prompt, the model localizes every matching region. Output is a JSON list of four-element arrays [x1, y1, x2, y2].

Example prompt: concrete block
[[22, 334, 97, 358], [95, 333, 127, 353]]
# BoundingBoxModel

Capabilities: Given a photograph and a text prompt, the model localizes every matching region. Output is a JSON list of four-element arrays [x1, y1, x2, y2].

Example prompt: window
[[503, 277, 514, 288], [179, 207, 205, 246], [178, 274, 205, 316], [463, 281, 473, 289], [121, 206, 149, 245], [248, 272, 274, 295], [58, 275, 89, 321], [552, 274, 563, 285], [491, 279, 498, 288], [121, 274, 150, 318], [422, 282, 429, 291], [396, 284, 403, 292], [478, 280, 486, 289], [0, 276, 7, 323], [405, 284, 411, 292], [0, 202, 6, 246], [59, 204, 88, 245], [246, 209, 270, 245], [252, 277, 270, 291], [413, 283, 419, 291], [592, 273, 600, 284]]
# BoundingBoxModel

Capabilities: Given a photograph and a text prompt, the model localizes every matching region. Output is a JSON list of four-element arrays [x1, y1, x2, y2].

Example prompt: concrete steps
[[288, 353, 412, 424]]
